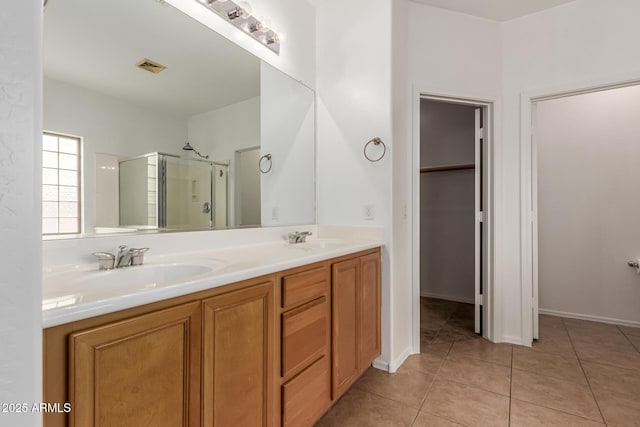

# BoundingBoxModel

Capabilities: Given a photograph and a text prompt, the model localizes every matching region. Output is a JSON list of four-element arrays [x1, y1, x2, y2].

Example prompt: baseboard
[[420, 292, 474, 305], [387, 346, 413, 373], [539, 308, 640, 328], [371, 357, 389, 372], [501, 335, 526, 346]]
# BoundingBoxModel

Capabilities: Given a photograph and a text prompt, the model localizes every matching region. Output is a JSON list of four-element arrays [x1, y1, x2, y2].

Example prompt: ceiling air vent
[[135, 58, 166, 74]]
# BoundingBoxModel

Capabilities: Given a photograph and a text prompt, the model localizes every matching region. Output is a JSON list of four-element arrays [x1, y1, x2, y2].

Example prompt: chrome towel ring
[[364, 137, 386, 162], [259, 153, 273, 173]]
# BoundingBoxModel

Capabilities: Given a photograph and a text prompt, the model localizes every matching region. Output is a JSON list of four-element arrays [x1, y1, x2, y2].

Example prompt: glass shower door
[[164, 156, 212, 229]]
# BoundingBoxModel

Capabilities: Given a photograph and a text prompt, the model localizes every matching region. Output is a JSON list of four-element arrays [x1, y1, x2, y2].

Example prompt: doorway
[[234, 147, 261, 227], [416, 96, 490, 351], [529, 83, 640, 339]]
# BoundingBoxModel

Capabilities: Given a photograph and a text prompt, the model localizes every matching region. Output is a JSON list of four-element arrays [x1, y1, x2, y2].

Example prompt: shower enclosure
[[119, 153, 228, 230]]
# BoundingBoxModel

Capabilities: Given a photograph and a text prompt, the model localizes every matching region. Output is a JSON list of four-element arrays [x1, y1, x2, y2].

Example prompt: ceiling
[[44, 0, 260, 117], [410, 0, 576, 21]]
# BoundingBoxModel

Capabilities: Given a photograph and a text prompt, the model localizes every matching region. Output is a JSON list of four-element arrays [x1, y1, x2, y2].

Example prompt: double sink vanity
[[42, 228, 383, 426]]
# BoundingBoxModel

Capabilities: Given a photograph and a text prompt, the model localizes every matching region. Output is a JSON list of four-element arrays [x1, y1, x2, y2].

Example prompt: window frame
[[42, 130, 83, 236]]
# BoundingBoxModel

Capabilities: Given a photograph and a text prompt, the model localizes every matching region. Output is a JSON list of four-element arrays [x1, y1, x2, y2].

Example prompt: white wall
[[315, 0, 402, 369], [187, 96, 260, 227], [167, 0, 316, 89], [535, 85, 640, 325], [44, 77, 187, 231], [502, 0, 640, 343], [0, 0, 42, 424], [420, 100, 475, 302], [260, 61, 315, 226]]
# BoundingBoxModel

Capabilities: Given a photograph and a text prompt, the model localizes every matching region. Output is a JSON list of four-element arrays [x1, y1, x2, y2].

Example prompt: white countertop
[[42, 237, 383, 328]]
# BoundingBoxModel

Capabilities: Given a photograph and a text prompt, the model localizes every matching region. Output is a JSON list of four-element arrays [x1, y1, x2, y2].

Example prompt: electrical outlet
[[364, 204, 375, 220], [272, 206, 279, 220]]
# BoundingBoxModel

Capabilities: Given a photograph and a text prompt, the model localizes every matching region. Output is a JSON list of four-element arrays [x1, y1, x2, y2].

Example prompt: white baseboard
[[501, 335, 526, 346], [539, 308, 640, 328], [371, 357, 389, 372], [420, 292, 474, 305], [387, 347, 413, 373]]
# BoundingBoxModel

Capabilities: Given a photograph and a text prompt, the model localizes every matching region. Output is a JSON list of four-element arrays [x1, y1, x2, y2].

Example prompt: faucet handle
[[92, 252, 115, 270], [130, 248, 149, 266]]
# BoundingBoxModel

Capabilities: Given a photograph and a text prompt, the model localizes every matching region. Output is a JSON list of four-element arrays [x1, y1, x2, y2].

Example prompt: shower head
[[181, 141, 209, 159]]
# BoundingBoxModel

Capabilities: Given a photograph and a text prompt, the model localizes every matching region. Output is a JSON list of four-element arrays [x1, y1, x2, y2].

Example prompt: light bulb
[[267, 33, 280, 45], [227, 6, 250, 20], [257, 16, 271, 32], [249, 20, 263, 33]]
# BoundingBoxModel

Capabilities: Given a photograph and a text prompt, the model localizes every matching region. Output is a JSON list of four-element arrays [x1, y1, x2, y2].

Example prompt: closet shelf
[[420, 163, 475, 173]]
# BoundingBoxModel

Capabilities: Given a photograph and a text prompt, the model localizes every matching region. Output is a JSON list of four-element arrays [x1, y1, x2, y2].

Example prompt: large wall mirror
[[43, 0, 315, 237]]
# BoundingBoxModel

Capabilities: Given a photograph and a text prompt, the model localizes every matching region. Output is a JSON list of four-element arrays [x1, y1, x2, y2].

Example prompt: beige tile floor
[[316, 297, 640, 426]]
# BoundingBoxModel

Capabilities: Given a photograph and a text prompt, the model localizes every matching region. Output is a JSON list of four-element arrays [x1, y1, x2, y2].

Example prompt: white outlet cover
[[272, 206, 279, 220], [364, 204, 375, 220]]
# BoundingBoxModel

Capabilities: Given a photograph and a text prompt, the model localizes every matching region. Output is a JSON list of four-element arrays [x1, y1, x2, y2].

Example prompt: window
[[42, 132, 81, 235]]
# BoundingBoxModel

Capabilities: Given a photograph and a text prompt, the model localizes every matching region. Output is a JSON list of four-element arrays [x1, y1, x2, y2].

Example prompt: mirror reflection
[[43, 0, 315, 236]]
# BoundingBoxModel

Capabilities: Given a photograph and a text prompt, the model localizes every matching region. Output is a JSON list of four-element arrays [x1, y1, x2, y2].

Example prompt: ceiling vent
[[135, 58, 166, 74]]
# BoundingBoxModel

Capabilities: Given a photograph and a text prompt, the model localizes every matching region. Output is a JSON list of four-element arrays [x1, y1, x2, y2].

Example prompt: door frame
[[520, 75, 640, 346], [412, 90, 496, 352]]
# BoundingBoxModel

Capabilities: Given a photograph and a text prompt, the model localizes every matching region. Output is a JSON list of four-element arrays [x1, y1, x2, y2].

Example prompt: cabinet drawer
[[281, 266, 327, 308], [282, 355, 331, 427], [282, 297, 327, 377]]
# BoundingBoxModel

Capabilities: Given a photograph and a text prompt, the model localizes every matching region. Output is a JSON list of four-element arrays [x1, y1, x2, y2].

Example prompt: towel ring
[[364, 137, 386, 162], [259, 153, 272, 173]]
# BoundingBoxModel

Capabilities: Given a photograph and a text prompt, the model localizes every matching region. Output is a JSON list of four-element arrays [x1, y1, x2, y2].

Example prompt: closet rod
[[420, 163, 475, 173]]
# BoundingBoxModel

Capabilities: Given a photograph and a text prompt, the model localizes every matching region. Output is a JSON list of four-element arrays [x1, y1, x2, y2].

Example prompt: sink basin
[[287, 238, 349, 250], [72, 264, 215, 289], [43, 263, 223, 305]]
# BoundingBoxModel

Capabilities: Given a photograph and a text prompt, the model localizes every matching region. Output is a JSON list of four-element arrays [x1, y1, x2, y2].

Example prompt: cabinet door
[[360, 252, 381, 370], [331, 258, 360, 398], [202, 281, 274, 427], [68, 302, 201, 427]]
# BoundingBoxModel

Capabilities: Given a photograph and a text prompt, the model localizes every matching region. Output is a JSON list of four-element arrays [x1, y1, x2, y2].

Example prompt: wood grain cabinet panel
[[68, 302, 201, 427], [331, 258, 360, 398], [282, 297, 328, 377], [360, 252, 382, 369], [281, 266, 327, 309], [331, 249, 381, 400], [282, 356, 331, 427], [202, 281, 274, 427]]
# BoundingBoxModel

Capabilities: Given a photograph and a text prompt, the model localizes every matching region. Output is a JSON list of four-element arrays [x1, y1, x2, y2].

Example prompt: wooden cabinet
[[331, 249, 381, 400], [43, 248, 381, 427], [68, 302, 201, 427], [202, 281, 274, 427]]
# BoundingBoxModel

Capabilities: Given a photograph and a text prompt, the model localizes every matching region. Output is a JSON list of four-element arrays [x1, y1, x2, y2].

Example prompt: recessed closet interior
[[420, 99, 478, 346]]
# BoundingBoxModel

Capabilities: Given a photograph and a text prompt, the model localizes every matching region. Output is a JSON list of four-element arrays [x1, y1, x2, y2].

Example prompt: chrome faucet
[[115, 245, 133, 268], [288, 231, 312, 244], [92, 246, 149, 270]]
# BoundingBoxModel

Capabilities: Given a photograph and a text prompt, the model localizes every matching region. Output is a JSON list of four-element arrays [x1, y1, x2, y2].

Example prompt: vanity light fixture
[[196, 0, 280, 54]]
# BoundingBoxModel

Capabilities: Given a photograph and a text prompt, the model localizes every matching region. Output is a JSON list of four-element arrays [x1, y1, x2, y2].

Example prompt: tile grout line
[[617, 324, 640, 353], [562, 317, 607, 424]]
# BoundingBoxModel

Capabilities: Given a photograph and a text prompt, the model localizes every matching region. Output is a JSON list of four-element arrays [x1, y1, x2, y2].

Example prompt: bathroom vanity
[[42, 241, 381, 427]]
